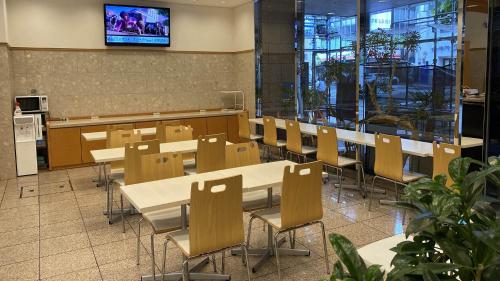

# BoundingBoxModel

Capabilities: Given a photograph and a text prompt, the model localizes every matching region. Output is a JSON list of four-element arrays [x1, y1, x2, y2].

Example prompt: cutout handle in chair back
[[124, 139, 160, 185], [374, 133, 403, 181], [196, 133, 226, 173], [316, 126, 339, 166], [433, 142, 461, 187], [140, 152, 184, 183], [189, 175, 244, 257], [263, 116, 278, 146], [285, 120, 302, 154], [281, 161, 323, 229], [238, 112, 251, 139], [225, 141, 261, 169]]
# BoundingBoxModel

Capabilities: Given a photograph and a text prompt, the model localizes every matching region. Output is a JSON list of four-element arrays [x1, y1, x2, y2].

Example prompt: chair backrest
[[165, 125, 193, 143], [281, 161, 323, 229], [316, 126, 339, 166], [196, 133, 226, 173], [285, 120, 302, 154], [124, 139, 160, 185], [433, 142, 461, 186], [238, 112, 251, 139], [106, 124, 135, 147], [189, 175, 244, 257], [374, 133, 403, 181], [108, 129, 142, 171], [225, 141, 261, 169], [140, 152, 184, 183], [263, 116, 278, 146]]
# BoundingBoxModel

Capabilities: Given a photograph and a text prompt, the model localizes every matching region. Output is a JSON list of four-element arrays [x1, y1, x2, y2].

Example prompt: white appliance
[[14, 115, 38, 176], [15, 95, 49, 113]]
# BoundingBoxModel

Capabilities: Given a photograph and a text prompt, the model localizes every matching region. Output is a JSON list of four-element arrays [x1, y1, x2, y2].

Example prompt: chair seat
[[143, 207, 186, 234], [167, 229, 191, 256], [266, 140, 286, 148], [251, 207, 282, 230], [250, 134, 263, 141], [242, 191, 280, 211], [324, 157, 360, 168], [402, 171, 426, 183], [183, 158, 196, 167], [301, 146, 317, 155]]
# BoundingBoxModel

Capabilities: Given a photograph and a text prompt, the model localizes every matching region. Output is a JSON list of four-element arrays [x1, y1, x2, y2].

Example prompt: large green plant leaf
[[448, 157, 471, 184], [405, 212, 435, 236], [473, 230, 500, 253], [365, 265, 384, 281], [422, 270, 440, 281], [329, 233, 367, 281]]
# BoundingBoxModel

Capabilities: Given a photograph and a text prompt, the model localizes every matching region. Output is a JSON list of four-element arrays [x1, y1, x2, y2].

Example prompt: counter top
[[48, 109, 243, 129]]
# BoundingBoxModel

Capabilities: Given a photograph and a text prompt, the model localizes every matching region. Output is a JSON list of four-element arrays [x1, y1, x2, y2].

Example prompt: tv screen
[[104, 4, 170, 47]]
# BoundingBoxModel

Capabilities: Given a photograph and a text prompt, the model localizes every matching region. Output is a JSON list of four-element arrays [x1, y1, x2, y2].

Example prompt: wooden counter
[[47, 110, 242, 170]]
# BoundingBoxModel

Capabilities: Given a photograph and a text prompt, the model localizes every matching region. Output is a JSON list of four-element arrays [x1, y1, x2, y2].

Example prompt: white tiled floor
[[0, 165, 404, 281]]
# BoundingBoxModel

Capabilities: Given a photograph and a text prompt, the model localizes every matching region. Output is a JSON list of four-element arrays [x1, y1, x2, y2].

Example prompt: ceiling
[[155, 0, 252, 8], [304, 0, 445, 17]]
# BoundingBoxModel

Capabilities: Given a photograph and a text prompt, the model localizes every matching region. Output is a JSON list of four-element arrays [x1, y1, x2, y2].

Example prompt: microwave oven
[[15, 96, 48, 113]]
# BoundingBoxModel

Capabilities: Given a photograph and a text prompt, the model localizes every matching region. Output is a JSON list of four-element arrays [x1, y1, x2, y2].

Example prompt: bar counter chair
[[285, 120, 316, 163], [225, 142, 280, 211], [368, 134, 425, 211], [432, 142, 461, 187], [262, 116, 286, 160], [195, 133, 227, 174], [133, 152, 187, 279], [317, 126, 366, 202], [163, 175, 251, 281], [248, 161, 330, 280], [238, 112, 263, 142]]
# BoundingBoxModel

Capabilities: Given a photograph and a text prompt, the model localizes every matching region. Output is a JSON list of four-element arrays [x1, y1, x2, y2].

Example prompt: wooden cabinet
[[81, 125, 107, 164], [181, 118, 207, 139], [206, 116, 228, 136], [48, 127, 82, 169], [135, 121, 158, 140], [226, 115, 240, 143]]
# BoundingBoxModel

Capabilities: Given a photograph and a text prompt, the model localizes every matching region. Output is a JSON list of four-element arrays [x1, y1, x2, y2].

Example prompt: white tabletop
[[82, 128, 156, 141], [249, 118, 483, 157], [120, 160, 294, 214], [90, 140, 231, 163], [358, 234, 407, 272]]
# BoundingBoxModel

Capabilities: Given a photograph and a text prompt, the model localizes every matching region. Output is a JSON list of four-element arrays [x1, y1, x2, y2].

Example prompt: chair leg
[[359, 164, 367, 197], [243, 244, 252, 281], [221, 251, 225, 274], [369, 176, 378, 211], [151, 233, 156, 281], [161, 240, 169, 281], [319, 222, 331, 275], [182, 258, 189, 281], [211, 254, 217, 272], [109, 182, 114, 223], [247, 216, 255, 248], [274, 232, 282, 281], [121, 194, 125, 233], [337, 168, 343, 203], [137, 217, 143, 265]]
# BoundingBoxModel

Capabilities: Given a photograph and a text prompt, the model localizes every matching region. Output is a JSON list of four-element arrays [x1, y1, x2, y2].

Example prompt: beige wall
[[6, 0, 253, 52], [0, 0, 7, 43]]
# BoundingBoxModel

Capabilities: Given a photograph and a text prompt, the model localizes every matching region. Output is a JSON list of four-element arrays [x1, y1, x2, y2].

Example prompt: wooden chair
[[131, 152, 187, 278], [238, 112, 262, 141], [107, 129, 142, 175], [156, 120, 184, 142], [433, 142, 461, 187], [248, 161, 330, 280], [368, 133, 425, 211], [163, 175, 251, 281], [196, 133, 226, 173], [165, 125, 196, 169], [225, 142, 280, 211], [263, 116, 286, 160], [123, 139, 161, 185], [285, 120, 316, 163], [317, 126, 366, 202]]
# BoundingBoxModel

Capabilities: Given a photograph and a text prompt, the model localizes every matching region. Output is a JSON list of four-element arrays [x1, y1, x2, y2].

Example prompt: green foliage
[[320, 234, 384, 281], [388, 157, 500, 281], [302, 88, 327, 112]]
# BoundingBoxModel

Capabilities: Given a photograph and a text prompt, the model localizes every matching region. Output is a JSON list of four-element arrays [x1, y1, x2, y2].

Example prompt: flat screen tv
[[104, 4, 170, 47]]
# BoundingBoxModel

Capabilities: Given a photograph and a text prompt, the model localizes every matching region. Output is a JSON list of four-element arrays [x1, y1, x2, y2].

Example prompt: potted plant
[[322, 156, 500, 281]]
